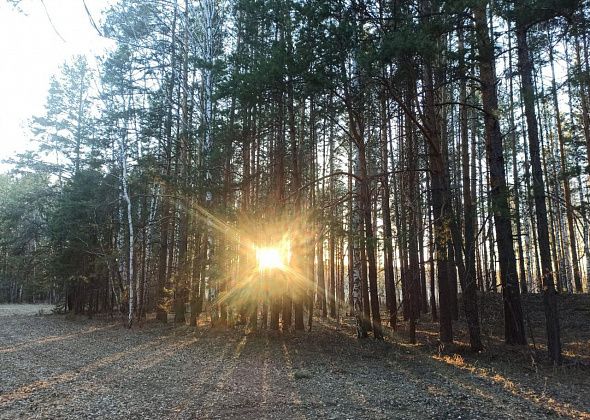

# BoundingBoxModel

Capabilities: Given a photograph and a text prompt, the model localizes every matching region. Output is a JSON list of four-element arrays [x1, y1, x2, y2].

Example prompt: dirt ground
[[1, 298, 589, 419], [0, 304, 54, 317]]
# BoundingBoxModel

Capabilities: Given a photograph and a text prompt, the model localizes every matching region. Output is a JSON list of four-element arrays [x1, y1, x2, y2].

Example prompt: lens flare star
[[256, 247, 284, 270]]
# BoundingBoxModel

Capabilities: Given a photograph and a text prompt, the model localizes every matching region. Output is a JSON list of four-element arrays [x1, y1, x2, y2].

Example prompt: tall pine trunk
[[380, 92, 397, 329], [474, 4, 526, 345], [516, 23, 561, 362]]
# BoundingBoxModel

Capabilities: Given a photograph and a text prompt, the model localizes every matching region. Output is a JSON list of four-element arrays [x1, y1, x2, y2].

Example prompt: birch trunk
[[119, 135, 134, 328]]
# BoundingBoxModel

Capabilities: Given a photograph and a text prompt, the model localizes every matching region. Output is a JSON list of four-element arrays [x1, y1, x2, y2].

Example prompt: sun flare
[[256, 247, 284, 270], [255, 239, 291, 271]]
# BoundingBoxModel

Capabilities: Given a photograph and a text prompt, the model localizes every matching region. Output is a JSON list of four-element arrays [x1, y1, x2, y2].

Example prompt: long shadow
[[165, 332, 248, 418], [0, 321, 118, 354], [190, 331, 295, 419], [0, 333, 170, 408], [5, 314, 588, 418], [283, 318, 397, 417], [299, 317, 589, 418], [1, 321, 240, 419], [68, 327, 243, 418], [429, 351, 590, 418], [193, 335, 249, 417], [412, 315, 590, 417], [182, 329, 310, 419], [280, 341, 305, 416]]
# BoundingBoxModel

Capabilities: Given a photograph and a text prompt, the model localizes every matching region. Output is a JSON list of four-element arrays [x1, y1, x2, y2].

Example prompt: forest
[[1, 0, 590, 375]]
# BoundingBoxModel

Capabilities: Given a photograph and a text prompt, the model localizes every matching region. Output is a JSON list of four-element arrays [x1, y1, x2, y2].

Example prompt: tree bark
[[380, 93, 397, 329], [474, 4, 526, 345], [549, 42, 582, 293], [423, 54, 453, 344], [516, 22, 561, 361]]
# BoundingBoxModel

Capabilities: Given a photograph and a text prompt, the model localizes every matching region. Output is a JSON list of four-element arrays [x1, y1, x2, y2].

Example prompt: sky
[[0, 0, 113, 172]]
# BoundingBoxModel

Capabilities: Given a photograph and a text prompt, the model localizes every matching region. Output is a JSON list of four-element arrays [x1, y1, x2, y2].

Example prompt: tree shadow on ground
[[2, 310, 589, 419]]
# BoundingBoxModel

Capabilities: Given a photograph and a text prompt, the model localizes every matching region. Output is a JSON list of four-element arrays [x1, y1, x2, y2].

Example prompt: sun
[[256, 247, 284, 270], [255, 239, 291, 271]]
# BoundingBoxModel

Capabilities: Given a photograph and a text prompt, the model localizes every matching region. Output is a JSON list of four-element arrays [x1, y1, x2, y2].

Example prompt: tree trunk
[[474, 4, 526, 345], [423, 54, 453, 344], [549, 42, 582, 293], [516, 23, 561, 361], [456, 27, 483, 352], [380, 93, 397, 329], [120, 136, 134, 329]]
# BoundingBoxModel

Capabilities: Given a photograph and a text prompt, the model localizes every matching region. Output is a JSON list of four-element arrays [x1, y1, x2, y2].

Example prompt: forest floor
[[1, 294, 589, 419]]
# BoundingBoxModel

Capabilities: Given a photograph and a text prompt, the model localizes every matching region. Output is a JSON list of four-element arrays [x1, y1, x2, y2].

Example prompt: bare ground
[[0, 305, 54, 317], [1, 298, 589, 419]]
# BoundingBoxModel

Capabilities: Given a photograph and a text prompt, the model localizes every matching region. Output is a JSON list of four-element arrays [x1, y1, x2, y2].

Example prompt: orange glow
[[256, 241, 290, 271]]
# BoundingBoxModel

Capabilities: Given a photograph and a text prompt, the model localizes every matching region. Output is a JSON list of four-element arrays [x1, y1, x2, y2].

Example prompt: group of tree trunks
[[3, 0, 590, 366]]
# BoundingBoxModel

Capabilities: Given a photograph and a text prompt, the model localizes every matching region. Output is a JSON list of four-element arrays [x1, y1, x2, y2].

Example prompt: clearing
[[1, 298, 589, 419]]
